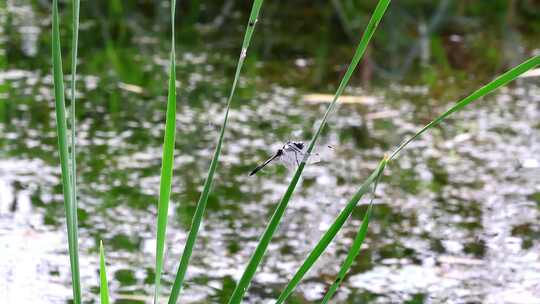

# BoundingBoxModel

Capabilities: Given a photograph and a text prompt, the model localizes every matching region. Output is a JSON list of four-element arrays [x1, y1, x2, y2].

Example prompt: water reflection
[[2, 1, 540, 304]]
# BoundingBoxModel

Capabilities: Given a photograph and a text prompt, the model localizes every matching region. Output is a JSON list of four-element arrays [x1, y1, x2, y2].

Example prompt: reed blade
[[227, 1, 392, 303], [390, 55, 540, 160], [99, 241, 110, 304], [154, 0, 177, 302], [320, 56, 540, 299], [167, 1, 265, 303], [320, 170, 383, 303], [69, 0, 81, 299], [69, 0, 80, 220], [52, 0, 81, 302], [275, 158, 387, 303]]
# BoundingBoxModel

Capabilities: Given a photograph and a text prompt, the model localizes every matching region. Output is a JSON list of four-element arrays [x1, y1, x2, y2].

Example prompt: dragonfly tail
[[249, 151, 281, 176]]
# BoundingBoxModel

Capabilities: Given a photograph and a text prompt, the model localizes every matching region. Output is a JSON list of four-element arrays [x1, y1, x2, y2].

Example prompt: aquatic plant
[[99, 241, 110, 304], [49, 0, 540, 303], [228, 1, 391, 302], [275, 54, 540, 303], [167, 0, 264, 303], [317, 54, 540, 302], [153, 0, 177, 302], [51, 0, 81, 303]]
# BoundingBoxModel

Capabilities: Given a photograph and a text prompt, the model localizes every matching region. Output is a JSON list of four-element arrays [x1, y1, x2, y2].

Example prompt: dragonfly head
[[292, 142, 304, 150]]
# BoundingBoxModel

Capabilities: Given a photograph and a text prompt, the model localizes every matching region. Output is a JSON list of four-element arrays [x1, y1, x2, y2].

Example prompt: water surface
[[1, 1, 540, 303]]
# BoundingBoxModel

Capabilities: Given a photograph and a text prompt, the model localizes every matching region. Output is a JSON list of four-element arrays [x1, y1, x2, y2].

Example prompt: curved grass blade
[[320, 169, 384, 303], [227, 1, 391, 303], [275, 157, 387, 303], [390, 55, 540, 160], [318, 55, 540, 301], [167, 1, 265, 303], [99, 241, 110, 304], [52, 0, 81, 303], [154, 0, 177, 302]]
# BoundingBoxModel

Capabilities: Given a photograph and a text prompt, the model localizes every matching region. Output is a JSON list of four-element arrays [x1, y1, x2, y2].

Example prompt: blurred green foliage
[[4, 0, 540, 92]]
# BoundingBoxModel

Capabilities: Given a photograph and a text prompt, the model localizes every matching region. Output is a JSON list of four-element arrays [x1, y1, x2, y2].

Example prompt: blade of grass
[[320, 167, 384, 303], [69, 0, 80, 230], [167, 1, 265, 303], [275, 157, 387, 303], [99, 241, 110, 304], [153, 0, 177, 303], [227, 1, 391, 303], [52, 0, 81, 303], [318, 55, 540, 300], [390, 55, 540, 160]]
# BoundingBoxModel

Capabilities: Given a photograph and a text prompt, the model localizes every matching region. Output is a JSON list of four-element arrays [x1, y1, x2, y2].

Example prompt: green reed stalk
[[275, 157, 387, 303], [319, 55, 540, 300], [69, 0, 80, 299], [99, 241, 110, 304], [70, 0, 80, 221], [154, 0, 177, 303], [167, 1, 265, 303], [320, 171, 383, 303], [227, 1, 392, 303], [52, 0, 81, 303]]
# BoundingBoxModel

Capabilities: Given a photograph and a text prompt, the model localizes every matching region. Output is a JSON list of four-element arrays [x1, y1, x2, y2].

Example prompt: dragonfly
[[249, 141, 332, 176]]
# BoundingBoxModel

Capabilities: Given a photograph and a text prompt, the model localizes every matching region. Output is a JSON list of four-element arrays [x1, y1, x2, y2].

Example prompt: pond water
[[1, 1, 540, 304]]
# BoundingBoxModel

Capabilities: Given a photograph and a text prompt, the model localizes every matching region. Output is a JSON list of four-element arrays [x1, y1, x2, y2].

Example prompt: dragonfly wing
[[280, 149, 302, 170], [307, 145, 335, 164], [306, 152, 321, 164]]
